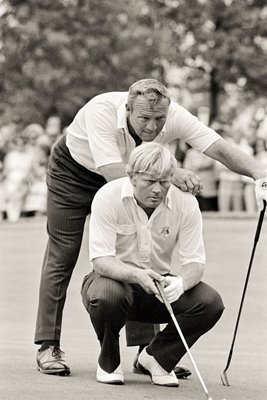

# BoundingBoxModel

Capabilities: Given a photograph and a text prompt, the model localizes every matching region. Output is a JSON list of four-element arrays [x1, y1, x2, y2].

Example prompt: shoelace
[[51, 346, 65, 360]]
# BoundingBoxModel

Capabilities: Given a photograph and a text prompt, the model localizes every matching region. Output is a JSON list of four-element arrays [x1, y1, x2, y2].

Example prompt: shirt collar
[[117, 102, 128, 130], [121, 177, 173, 209]]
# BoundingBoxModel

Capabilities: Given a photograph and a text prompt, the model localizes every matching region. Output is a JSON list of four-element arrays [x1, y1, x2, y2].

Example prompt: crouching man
[[81, 142, 224, 387]]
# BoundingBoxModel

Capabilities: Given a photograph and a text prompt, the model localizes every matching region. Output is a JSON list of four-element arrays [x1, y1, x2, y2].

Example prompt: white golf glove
[[156, 276, 184, 304], [255, 177, 267, 210]]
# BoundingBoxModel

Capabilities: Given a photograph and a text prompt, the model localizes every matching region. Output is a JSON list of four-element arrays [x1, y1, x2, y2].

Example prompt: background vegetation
[[0, 0, 266, 134]]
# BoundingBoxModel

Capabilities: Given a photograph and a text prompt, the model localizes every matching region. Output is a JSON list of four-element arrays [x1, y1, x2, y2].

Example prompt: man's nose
[[152, 181, 161, 192], [146, 119, 157, 132]]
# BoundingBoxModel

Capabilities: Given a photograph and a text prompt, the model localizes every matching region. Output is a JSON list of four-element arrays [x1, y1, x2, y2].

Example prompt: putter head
[[221, 369, 230, 386]]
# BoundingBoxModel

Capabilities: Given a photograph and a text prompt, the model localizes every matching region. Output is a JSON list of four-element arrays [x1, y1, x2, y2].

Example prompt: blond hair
[[126, 143, 177, 178]]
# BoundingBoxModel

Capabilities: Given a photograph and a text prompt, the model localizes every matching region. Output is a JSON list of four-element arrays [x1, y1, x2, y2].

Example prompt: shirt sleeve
[[89, 194, 117, 260], [166, 102, 221, 153], [177, 199, 206, 265], [84, 101, 124, 168]]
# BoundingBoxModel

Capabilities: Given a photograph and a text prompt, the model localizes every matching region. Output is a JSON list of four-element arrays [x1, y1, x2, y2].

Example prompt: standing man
[[81, 142, 224, 386], [35, 78, 267, 375]]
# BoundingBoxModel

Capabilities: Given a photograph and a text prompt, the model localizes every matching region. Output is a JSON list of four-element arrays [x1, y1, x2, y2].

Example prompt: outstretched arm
[[204, 138, 264, 180], [204, 138, 267, 209]]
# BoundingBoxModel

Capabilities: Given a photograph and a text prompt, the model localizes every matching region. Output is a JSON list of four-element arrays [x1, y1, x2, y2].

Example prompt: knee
[[201, 286, 225, 324], [82, 276, 133, 319]]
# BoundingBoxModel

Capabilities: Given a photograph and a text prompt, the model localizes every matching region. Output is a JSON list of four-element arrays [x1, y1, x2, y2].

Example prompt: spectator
[[243, 138, 267, 213], [217, 132, 252, 212], [23, 145, 49, 217], [183, 146, 218, 211], [3, 137, 33, 222]]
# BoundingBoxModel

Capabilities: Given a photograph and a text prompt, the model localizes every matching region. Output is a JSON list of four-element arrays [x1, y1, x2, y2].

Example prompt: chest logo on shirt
[[160, 226, 170, 239]]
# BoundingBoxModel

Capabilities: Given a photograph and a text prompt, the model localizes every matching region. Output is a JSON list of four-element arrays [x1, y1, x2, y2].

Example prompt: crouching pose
[[81, 143, 224, 387]]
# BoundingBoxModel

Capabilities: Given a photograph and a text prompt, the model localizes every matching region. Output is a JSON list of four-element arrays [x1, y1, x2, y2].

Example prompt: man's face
[[127, 95, 169, 142], [130, 171, 172, 209]]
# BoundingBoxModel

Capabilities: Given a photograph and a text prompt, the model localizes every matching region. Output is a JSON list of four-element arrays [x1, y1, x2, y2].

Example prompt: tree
[[0, 0, 161, 127], [142, 0, 267, 123]]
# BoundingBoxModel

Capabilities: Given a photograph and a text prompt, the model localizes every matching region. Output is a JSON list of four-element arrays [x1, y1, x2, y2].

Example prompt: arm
[[89, 192, 163, 295], [93, 256, 163, 295], [178, 262, 205, 291], [160, 262, 204, 304], [99, 162, 127, 182], [204, 138, 265, 180]]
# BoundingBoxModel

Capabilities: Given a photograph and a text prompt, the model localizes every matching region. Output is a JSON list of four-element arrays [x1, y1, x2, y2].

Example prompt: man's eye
[[160, 181, 170, 185]]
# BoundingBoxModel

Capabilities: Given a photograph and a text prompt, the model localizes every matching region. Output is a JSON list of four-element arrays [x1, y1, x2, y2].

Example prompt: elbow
[[92, 257, 104, 275], [204, 138, 225, 162]]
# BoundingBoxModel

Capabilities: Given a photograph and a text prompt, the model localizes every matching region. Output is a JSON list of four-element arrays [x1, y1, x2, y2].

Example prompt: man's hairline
[[126, 92, 170, 111]]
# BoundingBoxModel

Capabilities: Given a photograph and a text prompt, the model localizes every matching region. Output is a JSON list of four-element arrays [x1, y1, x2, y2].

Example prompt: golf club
[[154, 279, 213, 400], [221, 199, 267, 386]]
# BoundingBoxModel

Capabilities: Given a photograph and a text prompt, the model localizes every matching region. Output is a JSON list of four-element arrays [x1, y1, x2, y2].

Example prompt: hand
[[255, 178, 267, 210], [156, 276, 184, 304], [136, 269, 164, 295], [172, 168, 203, 196]]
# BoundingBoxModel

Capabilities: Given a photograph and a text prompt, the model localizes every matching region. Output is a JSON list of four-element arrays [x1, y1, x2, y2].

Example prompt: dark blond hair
[[127, 79, 170, 111]]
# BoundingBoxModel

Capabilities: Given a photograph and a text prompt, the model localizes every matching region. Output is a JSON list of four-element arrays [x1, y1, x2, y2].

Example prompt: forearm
[[178, 262, 205, 291], [99, 162, 127, 182], [93, 256, 140, 283], [92, 256, 163, 295], [204, 138, 265, 180]]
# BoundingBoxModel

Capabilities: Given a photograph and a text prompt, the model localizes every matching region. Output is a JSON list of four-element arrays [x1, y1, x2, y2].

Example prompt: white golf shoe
[[137, 348, 179, 387], [96, 363, 124, 385]]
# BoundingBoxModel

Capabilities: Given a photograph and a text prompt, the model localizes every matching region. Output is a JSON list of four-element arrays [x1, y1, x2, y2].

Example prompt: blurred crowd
[[0, 118, 267, 222], [0, 117, 62, 222], [175, 123, 267, 214]]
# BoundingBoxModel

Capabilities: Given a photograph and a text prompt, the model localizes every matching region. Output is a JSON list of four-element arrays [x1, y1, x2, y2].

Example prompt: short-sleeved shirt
[[66, 91, 220, 175], [89, 177, 206, 275]]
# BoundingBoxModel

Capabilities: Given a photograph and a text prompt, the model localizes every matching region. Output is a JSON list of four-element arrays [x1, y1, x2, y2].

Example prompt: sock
[[39, 340, 60, 352]]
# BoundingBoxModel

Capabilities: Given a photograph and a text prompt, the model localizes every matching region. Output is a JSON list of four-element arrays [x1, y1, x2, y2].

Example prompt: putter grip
[[154, 280, 173, 314]]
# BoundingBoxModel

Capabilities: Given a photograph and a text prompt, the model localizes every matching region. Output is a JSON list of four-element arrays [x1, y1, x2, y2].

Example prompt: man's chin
[[147, 199, 161, 207], [140, 133, 158, 142]]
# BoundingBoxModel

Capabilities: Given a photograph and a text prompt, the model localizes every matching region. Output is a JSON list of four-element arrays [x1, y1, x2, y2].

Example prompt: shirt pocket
[[116, 224, 137, 252]]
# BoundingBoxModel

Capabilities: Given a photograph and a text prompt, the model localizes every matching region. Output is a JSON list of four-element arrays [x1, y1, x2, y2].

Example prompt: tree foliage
[[0, 0, 161, 127], [0, 0, 266, 127], [142, 0, 267, 122]]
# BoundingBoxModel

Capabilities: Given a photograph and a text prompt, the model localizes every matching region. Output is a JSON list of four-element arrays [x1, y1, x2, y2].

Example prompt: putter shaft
[[221, 200, 266, 386], [155, 280, 212, 400]]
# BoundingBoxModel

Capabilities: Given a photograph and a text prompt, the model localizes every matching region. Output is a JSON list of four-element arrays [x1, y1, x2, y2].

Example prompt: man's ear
[[129, 174, 137, 187], [125, 104, 130, 117]]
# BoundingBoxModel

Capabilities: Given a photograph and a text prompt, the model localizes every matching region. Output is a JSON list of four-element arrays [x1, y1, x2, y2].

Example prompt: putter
[[221, 199, 267, 386], [154, 280, 213, 400]]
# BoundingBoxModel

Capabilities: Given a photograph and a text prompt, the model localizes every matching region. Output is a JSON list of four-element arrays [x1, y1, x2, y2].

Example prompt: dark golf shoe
[[37, 346, 70, 375], [133, 353, 191, 379]]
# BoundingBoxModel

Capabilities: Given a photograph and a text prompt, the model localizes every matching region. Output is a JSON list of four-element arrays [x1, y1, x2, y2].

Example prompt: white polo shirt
[[89, 177, 205, 275], [66, 91, 220, 174]]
